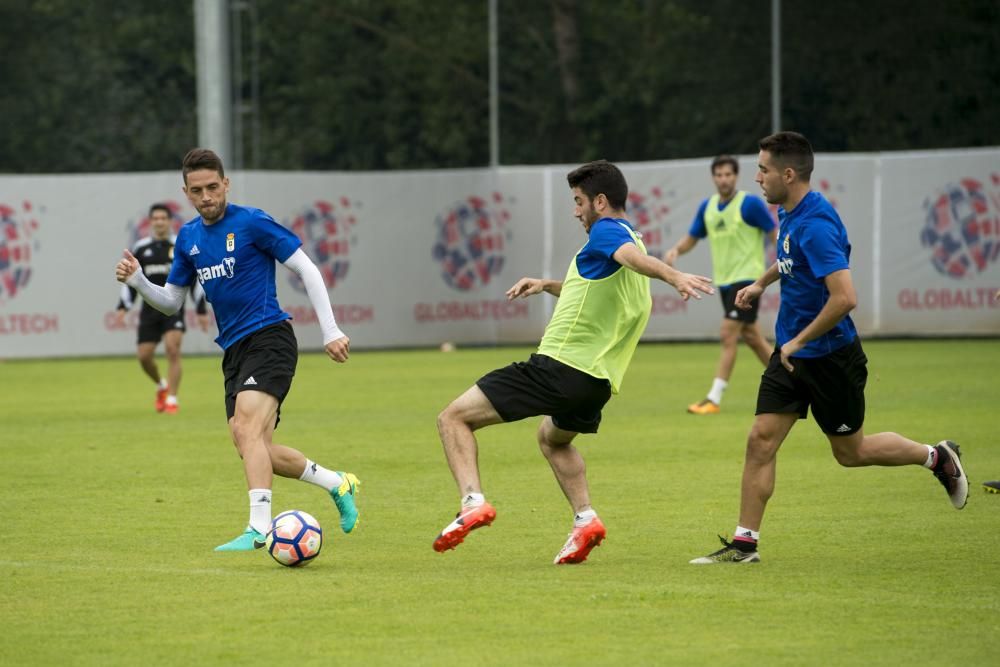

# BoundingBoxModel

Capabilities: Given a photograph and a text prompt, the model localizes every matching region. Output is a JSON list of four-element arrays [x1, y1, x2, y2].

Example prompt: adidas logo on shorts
[[836, 424, 852, 433], [244, 376, 258, 386]]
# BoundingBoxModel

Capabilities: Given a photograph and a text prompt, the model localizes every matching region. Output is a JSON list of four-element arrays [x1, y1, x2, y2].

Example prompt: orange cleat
[[687, 399, 720, 415], [554, 517, 607, 565], [155, 387, 168, 412], [433, 502, 496, 552], [164, 403, 178, 414]]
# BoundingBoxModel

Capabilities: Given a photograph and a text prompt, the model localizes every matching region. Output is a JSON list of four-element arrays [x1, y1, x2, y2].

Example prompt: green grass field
[[2, 340, 998, 665]]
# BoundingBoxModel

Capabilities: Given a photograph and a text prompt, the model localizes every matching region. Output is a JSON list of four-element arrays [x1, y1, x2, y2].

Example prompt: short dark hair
[[711, 155, 739, 175], [148, 203, 172, 218], [566, 160, 628, 210], [758, 131, 813, 181], [182, 148, 225, 183]]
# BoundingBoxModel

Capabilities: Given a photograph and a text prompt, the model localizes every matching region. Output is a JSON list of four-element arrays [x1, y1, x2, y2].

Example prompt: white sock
[[574, 509, 598, 527], [707, 378, 728, 405], [922, 445, 937, 469], [462, 493, 485, 508], [165, 395, 178, 406], [248, 488, 272, 534], [157, 378, 167, 390], [734, 525, 759, 542], [299, 459, 344, 492]]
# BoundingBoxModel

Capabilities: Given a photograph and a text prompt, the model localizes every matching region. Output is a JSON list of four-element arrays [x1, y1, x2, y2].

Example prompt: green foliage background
[[1, 1, 997, 172]]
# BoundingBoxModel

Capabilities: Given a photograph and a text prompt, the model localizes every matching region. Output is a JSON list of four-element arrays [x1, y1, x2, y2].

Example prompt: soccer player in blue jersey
[[114, 148, 360, 552], [691, 132, 969, 564], [663, 155, 777, 414]]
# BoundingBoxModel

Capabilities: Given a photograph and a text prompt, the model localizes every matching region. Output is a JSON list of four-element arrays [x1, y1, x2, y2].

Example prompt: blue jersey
[[575, 218, 637, 279], [167, 203, 302, 350], [688, 193, 774, 238], [775, 191, 856, 358]]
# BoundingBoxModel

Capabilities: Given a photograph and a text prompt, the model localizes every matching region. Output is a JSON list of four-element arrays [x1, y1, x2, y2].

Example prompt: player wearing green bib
[[664, 155, 777, 414], [432, 160, 713, 564]]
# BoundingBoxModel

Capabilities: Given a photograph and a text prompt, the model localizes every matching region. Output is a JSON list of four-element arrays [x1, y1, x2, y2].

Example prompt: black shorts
[[137, 306, 186, 344], [720, 281, 759, 323], [756, 337, 868, 435], [222, 320, 298, 427], [476, 353, 612, 434]]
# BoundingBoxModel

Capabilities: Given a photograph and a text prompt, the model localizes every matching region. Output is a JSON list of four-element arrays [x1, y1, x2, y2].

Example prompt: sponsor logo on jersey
[[197, 256, 236, 284], [777, 257, 794, 276]]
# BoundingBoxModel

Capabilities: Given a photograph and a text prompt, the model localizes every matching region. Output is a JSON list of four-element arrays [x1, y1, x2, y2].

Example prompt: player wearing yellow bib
[[664, 155, 778, 414], [432, 160, 713, 564]]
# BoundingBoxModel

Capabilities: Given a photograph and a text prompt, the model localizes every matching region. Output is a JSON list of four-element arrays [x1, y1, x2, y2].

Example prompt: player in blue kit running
[[114, 148, 360, 552], [691, 132, 969, 564]]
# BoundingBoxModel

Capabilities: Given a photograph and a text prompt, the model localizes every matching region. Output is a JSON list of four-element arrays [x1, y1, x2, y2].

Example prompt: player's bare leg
[[741, 322, 773, 365], [215, 390, 278, 551], [263, 422, 362, 533], [738, 412, 798, 531], [433, 386, 504, 552], [689, 319, 740, 414], [537, 417, 606, 564], [136, 341, 167, 411], [829, 430, 968, 509], [691, 412, 796, 564], [162, 329, 183, 413]]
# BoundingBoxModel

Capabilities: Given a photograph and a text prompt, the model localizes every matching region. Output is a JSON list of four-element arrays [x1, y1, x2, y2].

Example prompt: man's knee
[[830, 440, 865, 467]]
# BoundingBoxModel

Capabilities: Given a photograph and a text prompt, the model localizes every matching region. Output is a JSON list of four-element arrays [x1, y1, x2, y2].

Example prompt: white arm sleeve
[[124, 269, 187, 315], [282, 248, 344, 345]]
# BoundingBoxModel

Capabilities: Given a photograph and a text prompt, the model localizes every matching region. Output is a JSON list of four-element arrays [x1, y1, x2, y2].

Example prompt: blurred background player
[[433, 160, 713, 564], [691, 132, 968, 565], [115, 149, 360, 552], [115, 203, 209, 413], [663, 155, 777, 414]]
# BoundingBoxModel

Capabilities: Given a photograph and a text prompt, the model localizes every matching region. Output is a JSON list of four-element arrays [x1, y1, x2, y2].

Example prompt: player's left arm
[[281, 248, 349, 363], [779, 269, 857, 371], [613, 242, 713, 301]]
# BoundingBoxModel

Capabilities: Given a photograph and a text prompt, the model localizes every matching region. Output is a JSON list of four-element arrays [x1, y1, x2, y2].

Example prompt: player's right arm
[[735, 262, 781, 309], [506, 278, 562, 299], [115, 249, 188, 315], [662, 234, 698, 266]]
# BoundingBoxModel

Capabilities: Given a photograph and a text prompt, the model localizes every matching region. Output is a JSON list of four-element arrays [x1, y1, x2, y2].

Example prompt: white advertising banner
[[877, 149, 1000, 334], [1, 148, 998, 359]]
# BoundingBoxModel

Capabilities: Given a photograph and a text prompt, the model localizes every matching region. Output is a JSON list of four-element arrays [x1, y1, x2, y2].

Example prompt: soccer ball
[[265, 510, 323, 567]]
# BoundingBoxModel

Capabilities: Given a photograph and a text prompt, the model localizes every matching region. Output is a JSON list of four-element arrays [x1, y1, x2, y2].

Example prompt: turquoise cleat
[[214, 527, 266, 552], [330, 472, 361, 533]]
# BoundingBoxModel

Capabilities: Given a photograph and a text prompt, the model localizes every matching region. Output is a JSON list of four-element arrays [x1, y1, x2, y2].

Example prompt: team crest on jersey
[[226, 233, 235, 252], [782, 234, 790, 253]]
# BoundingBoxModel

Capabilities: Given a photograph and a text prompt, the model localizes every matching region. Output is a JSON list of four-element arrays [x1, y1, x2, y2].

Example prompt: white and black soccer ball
[[265, 510, 323, 567]]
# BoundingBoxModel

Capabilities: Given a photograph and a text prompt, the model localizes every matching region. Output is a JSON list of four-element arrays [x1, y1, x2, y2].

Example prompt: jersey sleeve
[[166, 228, 196, 287], [741, 195, 776, 232], [687, 199, 709, 238], [800, 218, 850, 279], [587, 219, 636, 260], [250, 209, 302, 262]]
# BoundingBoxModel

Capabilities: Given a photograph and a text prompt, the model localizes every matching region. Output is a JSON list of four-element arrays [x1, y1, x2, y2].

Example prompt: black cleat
[[690, 535, 760, 564], [932, 441, 969, 509], [983, 480, 1000, 494]]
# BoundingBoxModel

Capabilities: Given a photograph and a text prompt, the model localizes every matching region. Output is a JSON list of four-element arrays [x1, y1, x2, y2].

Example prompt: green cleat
[[330, 472, 361, 533], [214, 527, 266, 552]]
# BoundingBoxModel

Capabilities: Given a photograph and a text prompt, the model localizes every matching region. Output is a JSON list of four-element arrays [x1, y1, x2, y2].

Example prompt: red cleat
[[163, 403, 178, 414], [433, 502, 496, 552], [155, 387, 168, 412], [553, 518, 607, 564]]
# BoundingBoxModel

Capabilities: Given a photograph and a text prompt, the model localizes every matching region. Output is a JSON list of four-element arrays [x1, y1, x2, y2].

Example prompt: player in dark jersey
[[114, 149, 360, 552], [691, 132, 969, 564], [115, 203, 209, 413]]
